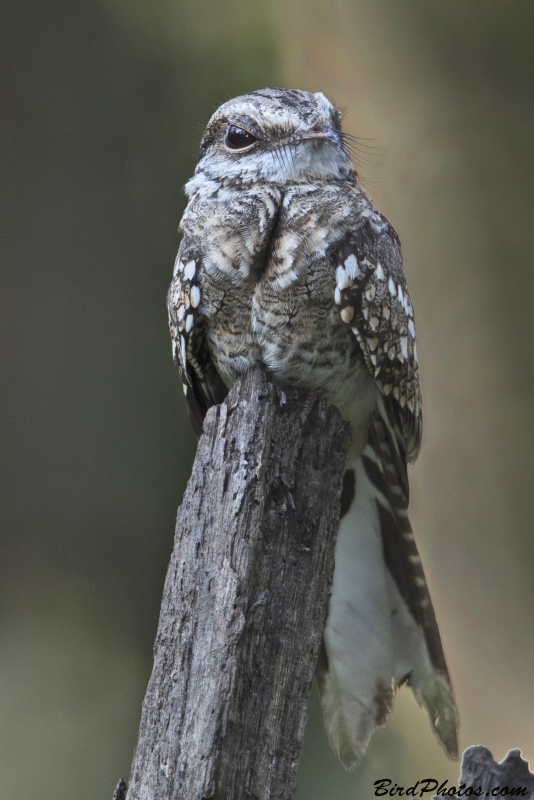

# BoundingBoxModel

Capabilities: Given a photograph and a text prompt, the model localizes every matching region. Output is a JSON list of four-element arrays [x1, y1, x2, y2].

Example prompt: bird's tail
[[317, 414, 458, 768]]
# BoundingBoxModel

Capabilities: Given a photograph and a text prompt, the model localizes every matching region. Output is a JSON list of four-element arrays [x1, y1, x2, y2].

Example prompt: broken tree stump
[[122, 365, 350, 800]]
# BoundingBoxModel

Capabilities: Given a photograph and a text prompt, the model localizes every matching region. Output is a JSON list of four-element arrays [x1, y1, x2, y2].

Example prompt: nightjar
[[168, 88, 458, 767]]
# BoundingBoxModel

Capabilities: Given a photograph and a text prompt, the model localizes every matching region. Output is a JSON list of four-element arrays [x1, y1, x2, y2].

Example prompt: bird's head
[[187, 88, 355, 190]]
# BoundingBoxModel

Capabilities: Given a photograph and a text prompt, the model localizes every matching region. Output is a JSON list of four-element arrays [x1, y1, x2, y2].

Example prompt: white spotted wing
[[167, 236, 227, 435], [334, 217, 422, 462]]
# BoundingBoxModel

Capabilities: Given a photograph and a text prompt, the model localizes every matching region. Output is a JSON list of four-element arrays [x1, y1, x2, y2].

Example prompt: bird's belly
[[203, 273, 374, 411], [252, 291, 359, 398], [202, 265, 377, 459]]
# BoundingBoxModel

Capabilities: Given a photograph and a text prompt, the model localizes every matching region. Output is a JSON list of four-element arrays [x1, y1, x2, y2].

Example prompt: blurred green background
[[1, 1, 534, 797]]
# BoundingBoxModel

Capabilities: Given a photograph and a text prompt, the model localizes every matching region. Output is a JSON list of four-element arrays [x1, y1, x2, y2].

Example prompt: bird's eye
[[225, 125, 257, 150]]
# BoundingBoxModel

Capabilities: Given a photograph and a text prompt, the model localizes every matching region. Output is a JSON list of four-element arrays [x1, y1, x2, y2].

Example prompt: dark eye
[[225, 124, 257, 149]]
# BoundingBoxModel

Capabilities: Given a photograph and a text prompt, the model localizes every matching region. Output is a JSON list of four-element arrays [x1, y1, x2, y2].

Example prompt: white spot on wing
[[190, 285, 201, 308], [369, 316, 379, 331], [344, 254, 361, 280], [184, 260, 196, 281], [336, 265, 351, 290], [388, 278, 396, 296], [340, 306, 354, 323], [185, 314, 194, 333]]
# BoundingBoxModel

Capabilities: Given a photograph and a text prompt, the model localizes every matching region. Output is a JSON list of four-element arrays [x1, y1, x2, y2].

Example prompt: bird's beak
[[296, 129, 338, 144]]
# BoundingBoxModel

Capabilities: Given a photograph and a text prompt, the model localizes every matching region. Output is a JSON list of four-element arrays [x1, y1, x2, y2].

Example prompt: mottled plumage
[[168, 88, 458, 765]]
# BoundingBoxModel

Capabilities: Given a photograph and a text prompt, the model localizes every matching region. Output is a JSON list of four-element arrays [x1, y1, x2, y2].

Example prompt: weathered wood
[[460, 747, 534, 798], [411, 745, 534, 799], [124, 365, 350, 800], [113, 778, 127, 800]]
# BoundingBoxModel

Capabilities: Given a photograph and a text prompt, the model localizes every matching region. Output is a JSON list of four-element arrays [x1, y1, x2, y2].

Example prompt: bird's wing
[[167, 236, 228, 437], [318, 214, 458, 767], [334, 216, 422, 463]]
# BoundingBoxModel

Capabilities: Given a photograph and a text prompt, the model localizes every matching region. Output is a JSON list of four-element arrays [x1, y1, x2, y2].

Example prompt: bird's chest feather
[[188, 181, 363, 394]]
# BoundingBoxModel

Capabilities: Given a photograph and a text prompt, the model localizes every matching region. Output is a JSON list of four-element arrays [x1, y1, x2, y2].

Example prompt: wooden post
[[121, 365, 350, 800], [409, 745, 534, 799]]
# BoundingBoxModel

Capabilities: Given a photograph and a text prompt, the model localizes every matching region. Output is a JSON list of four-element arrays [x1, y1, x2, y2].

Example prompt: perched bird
[[168, 88, 458, 767]]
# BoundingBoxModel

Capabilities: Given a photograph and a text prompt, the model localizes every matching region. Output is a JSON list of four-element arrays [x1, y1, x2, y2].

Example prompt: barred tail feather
[[413, 669, 459, 759], [317, 438, 458, 767], [385, 564, 458, 760]]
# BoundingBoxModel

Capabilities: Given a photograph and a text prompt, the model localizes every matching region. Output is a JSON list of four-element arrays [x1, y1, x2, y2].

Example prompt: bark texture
[[125, 365, 350, 800], [413, 745, 534, 799], [459, 746, 534, 798]]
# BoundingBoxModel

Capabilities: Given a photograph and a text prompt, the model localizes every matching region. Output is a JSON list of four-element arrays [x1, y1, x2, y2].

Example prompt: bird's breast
[[181, 181, 283, 282], [193, 179, 368, 399]]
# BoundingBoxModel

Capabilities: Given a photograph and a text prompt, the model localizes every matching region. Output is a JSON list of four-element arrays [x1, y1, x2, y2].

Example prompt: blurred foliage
[[1, 0, 534, 797]]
